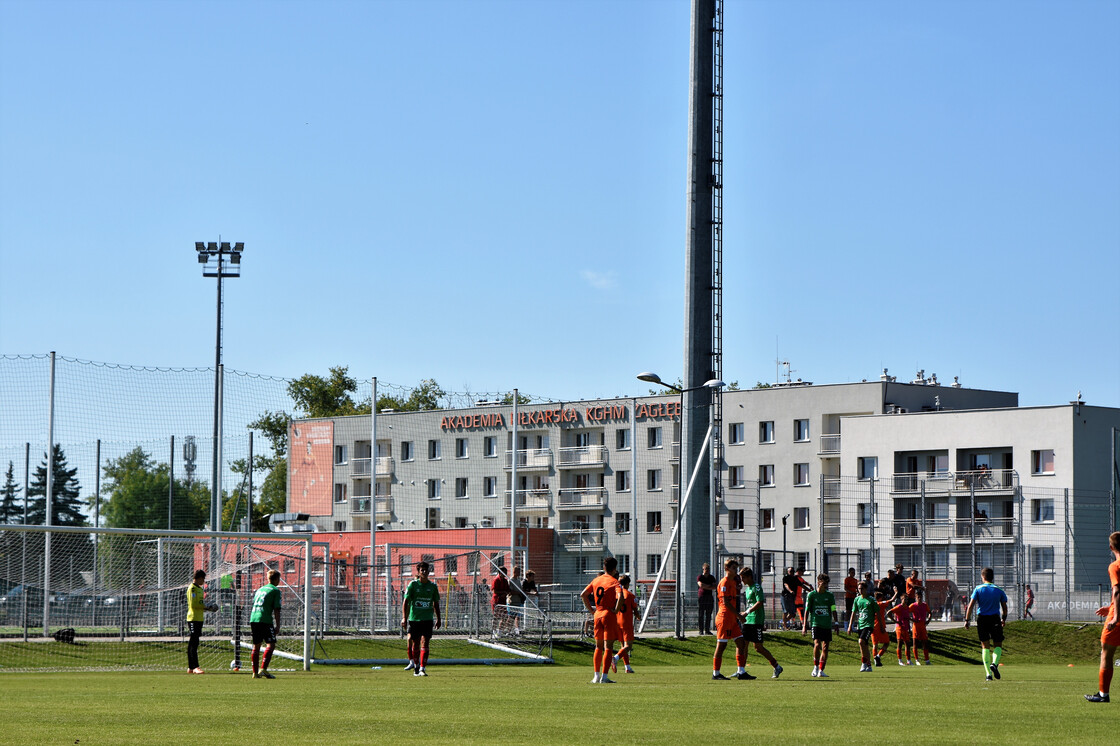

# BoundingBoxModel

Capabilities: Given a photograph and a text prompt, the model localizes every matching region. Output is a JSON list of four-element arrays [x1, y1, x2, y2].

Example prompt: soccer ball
[[230, 660, 240, 671]]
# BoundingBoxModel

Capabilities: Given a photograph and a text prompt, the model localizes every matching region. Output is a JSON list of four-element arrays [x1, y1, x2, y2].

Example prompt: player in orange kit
[[1086, 531, 1120, 703], [612, 574, 638, 674], [871, 591, 891, 667], [909, 588, 931, 665], [580, 556, 624, 684], [888, 595, 914, 665], [712, 558, 754, 680]]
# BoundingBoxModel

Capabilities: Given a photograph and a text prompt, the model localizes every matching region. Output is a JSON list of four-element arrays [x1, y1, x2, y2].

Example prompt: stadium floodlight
[[195, 239, 246, 531]]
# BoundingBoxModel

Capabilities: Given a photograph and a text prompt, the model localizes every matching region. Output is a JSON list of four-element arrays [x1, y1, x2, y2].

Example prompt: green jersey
[[852, 595, 877, 629], [404, 579, 440, 622], [742, 583, 765, 625], [250, 583, 281, 624], [805, 589, 836, 628]]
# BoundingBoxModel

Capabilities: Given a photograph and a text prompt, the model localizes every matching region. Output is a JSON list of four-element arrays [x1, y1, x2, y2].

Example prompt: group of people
[[490, 565, 538, 636], [579, 556, 638, 683]]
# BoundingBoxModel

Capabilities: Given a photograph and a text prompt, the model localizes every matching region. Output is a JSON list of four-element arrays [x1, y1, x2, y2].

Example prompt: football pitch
[[0, 625, 1113, 744]]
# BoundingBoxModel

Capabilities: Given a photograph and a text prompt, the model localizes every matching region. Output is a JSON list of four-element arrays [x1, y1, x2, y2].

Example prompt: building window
[[728, 422, 744, 445], [333, 483, 347, 503], [1031, 498, 1055, 523], [1031, 449, 1055, 475], [616, 512, 631, 534], [647, 554, 662, 575], [617, 554, 630, 575], [794, 419, 810, 442], [728, 465, 745, 488], [648, 427, 663, 449], [647, 511, 662, 533], [760, 552, 775, 575], [483, 436, 497, 458], [334, 445, 348, 464], [795, 552, 810, 572], [454, 516, 468, 528], [442, 554, 458, 575], [857, 457, 878, 481], [575, 555, 592, 575], [483, 476, 497, 498], [760, 508, 775, 531], [426, 508, 440, 529], [1031, 546, 1055, 572], [857, 503, 873, 527], [427, 479, 441, 499], [729, 509, 745, 531], [794, 463, 810, 486], [759, 421, 774, 443], [467, 552, 479, 575], [284, 558, 295, 574], [333, 521, 346, 532], [616, 470, 631, 492], [794, 507, 810, 530], [455, 477, 469, 499], [334, 558, 347, 585], [355, 555, 368, 577], [428, 440, 441, 460], [456, 438, 469, 459], [648, 469, 662, 491], [617, 429, 631, 450], [401, 441, 413, 461], [759, 465, 774, 487]]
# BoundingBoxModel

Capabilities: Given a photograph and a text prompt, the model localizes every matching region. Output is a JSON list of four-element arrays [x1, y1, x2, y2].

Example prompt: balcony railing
[[557, 487, 606, 509], [667, 485, 680, 504], [503, 449, 553, 471], [891, 517, 1016, 541], [351, 457, 394, 477], [822, 477, 841, 499], [890, 469, 1016, 494], [503, 489, 551, 511], [557, 445, 607, 469], [558, 528, 606, 550], [350, 496, 393, 517], [670, 441, 680, 462], [819, 434, 841, 455]]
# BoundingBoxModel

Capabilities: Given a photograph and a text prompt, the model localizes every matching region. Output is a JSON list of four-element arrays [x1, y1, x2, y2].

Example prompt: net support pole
[[969, 483, 976, 592], [370, 377, 377, 634], [920, 481, 927, 582], [303, 537, 313, 671], [631, 397, 638, 581], [869, 478, 877, 579], [21, 442, 29, 641], [93, 439, 100, 628], [157, 537, 165, 632], [43, 350, 56, 637], [511, 388, 518, 568], [1064, 487, 1070, 621]]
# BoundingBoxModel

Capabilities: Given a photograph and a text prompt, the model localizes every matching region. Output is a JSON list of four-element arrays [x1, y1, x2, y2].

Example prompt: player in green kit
[[738, 567, 783, 678], [249, 570, 282, 679], [846, 581, 877, 672], [402, 561, 441, 677], [802, 573, 837, 678]]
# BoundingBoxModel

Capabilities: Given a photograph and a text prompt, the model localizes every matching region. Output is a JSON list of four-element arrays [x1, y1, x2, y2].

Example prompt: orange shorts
[[912, 623, 928, 641], [871, 630, 889, 646], [617, 618, 635, 643], [715, 615, 743, 641], [895, 627, 912, 642], [594, 612, 620, 642], [1102, 619, 1120, 648]]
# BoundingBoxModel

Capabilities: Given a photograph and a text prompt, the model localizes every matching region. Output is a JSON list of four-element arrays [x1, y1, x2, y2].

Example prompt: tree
[[500, 391, 532, 405], [26, 445, 85, 526], [98, 447, 209, 530], [0, 461, 20, 524]]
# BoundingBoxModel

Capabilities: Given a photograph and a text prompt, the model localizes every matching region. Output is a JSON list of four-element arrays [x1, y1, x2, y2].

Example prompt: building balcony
[[670, 441, 680, 462], [350, 457, 394, 478], [891, 518, 1016, 543], [350, 496, 392, 519], [819, 434, 841, 455], [503, 489, 551, 512], [667, 485, 680, 504], [503, 449, 553, 471], [822, 477, 841, 499], [556, 487, 606, 510], [557, 445, 607, 469], [558, 528, 606, 550], [890, 470, 1016, 495]]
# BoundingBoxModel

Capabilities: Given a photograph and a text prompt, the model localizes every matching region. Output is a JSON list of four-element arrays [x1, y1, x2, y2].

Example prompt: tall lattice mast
[[710, 0, 724, 514]]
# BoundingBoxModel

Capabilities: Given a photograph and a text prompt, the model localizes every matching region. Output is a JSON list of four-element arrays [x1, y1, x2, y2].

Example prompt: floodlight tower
[[195, 240, 244, 531], [681, 0, 724, 593]]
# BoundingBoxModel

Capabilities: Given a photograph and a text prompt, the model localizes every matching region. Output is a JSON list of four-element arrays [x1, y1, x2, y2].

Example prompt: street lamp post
[[636, 372, 723, 639], [195, 241, 243, 531]]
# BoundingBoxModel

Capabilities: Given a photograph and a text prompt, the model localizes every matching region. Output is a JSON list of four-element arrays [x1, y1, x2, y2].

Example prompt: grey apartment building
[[289, 375, 1118, 599]]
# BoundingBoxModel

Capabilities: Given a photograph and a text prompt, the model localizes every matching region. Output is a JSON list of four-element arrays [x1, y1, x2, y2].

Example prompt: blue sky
[[2, 0, 1117, 408]]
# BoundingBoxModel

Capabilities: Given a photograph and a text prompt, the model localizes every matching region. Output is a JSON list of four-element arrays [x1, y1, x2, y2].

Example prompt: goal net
[[309, 542, 553, 666], [0, 525, 313, 673]]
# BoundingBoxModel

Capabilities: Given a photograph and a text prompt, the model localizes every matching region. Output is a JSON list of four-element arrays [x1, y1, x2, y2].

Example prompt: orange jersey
[[582, 574, 621, 618], [844, 576, 859, 599], [909, 601, 930, 625], [616, 588, 637, 638], [873, 600, 889, 634], [1104, 559, 1120, 647], [715, 576, 741, 618], [906, 578, 923, 599]]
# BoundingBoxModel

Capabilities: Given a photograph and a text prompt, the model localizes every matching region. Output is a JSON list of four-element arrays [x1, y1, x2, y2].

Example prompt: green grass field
[[0, 623, 1113, 744]]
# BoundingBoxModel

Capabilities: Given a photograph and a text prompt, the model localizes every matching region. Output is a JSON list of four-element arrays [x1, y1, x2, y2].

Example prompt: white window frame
[[1031, 449, 1055, 475], [647, 554, 662, 575], [484, 436, 498, 458], [333, 483, 347, 503], [794, 462, 810, 486], [728, 422, 744, 445], [759, 421, 774, 444], [1031, 546, 1055, 573], [1031, 498, 1055, 523], [729, 509, 745, 532], [428, 439, 441, 460], [647, 511, 662, 533], [615, 512, 631, 534], [483, 476, 497, 498], [648, 427, 663, 449], [427, 479, 441, 499], [401, 441, 413, 462], [794, 419, 810, 442], [455, 477, 469, 499], [857, 457, 878, 481], [793, 507, 810, 530], [759, 464, 775, 487], [456, 438, 469, 459], [616, 470, 630, 492], [760, 508, 775, 531], [728, 465, 745, 488], [648, 469, 662, 491], [334, 445, 348, 465], [616, 429, 631, 451]]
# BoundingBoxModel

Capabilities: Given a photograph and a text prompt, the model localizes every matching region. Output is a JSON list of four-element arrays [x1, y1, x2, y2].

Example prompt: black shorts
[[742, 623, 764, 643], [976, 614, 1004, 645], [408, 619, 435, 640], [250, 621, 276, 645], [811, 627, 833, 642], [857, 627, 873, 643]]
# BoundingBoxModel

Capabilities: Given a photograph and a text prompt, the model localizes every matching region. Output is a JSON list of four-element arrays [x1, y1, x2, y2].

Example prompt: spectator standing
[[780, 567, 799, 630], [490, 566, 509, 636], [185, 569, 217, 674], [843, 568, 859, 623], [1085, 531, 1120, 703], [507, 566, 526, 636], [696, 563, 717, 635], [964, 567, 1008, 682], [1023, 584, 1035, 620]]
